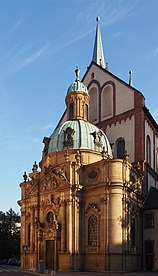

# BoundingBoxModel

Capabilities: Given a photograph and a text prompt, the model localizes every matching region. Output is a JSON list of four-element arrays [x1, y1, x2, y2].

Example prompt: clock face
[[88, 170, 98, 179]]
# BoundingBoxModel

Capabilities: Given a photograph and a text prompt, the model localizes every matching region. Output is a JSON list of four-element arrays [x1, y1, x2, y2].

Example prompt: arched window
[[102, 85, 113, 118], [69, 103, 74, 120], [28, 223, 31, 247], [116, 138, 125, 159], [89, 87, 98, 123], [146, 135, 151, 165], [85, 104, 88, 121], [88, 215, 98, 246]]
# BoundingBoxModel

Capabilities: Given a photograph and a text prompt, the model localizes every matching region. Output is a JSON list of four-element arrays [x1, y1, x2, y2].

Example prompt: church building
[[18, 17, 158, 273]]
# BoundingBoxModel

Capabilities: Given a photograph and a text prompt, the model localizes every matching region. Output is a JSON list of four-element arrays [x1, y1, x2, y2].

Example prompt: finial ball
[[96, 16, 100, 22]]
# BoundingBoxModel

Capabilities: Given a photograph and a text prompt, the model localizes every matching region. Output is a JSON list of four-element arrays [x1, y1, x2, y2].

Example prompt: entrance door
[[145, 240, 154, 271], [146, 255, 154, 271], [46, 240, 55, 270]]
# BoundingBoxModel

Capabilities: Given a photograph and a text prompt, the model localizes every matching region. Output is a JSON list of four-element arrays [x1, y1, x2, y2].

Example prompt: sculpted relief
[[41, 175, 59, 192]]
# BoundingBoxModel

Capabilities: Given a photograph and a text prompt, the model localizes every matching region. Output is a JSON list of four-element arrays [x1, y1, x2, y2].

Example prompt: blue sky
[[0, 0, 158, 213]]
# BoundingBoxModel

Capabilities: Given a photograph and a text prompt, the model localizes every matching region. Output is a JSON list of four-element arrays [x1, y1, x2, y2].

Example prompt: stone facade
[[18, 66, 144, 273], [19, 148, 144, 272]]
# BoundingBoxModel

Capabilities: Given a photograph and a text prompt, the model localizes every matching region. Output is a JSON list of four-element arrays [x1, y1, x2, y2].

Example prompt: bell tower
[[65, 66, 90, 121]]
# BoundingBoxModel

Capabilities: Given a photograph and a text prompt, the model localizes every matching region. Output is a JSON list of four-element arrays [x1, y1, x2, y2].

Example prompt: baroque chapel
[[18, 17, 158, 273]]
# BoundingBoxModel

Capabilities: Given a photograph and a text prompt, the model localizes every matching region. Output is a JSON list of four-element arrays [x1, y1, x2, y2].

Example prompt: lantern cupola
[[66, 66, 90, 121]]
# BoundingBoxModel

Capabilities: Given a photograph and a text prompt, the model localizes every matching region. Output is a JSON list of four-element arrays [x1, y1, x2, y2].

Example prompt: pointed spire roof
[[92, 16, 105, 68]]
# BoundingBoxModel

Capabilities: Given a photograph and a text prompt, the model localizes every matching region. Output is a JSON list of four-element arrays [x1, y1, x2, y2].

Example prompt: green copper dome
[[67, 80, 88, 94], [47, 120, 112, 156], [67, 65, 88, 95]]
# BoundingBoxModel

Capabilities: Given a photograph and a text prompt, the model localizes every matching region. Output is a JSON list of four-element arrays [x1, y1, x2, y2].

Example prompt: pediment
[[27, 166, 69, 196], [40, 173, 66, 193]]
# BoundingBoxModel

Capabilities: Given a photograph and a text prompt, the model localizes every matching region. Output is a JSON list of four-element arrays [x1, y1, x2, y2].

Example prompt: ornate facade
[[18, 17, 158, 273]]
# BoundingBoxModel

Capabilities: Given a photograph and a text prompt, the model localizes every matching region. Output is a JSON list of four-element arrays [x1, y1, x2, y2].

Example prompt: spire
[[92, 16, 105, 68], [129, 71, 133, 86]]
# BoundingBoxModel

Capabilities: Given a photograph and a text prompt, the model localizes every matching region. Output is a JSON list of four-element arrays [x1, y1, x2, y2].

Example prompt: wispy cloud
[[12, 19, 23, 32], [16, 43, 49, 70], [114, 31, 122, 38], [0, 0, 138, 77], [76, 0, 137, 27], [0, 17, 25, 46], [1, 44, 32, 65], [0, 43, 49, 78], [47, 0, 138, 57], [53, 28, 95, 53]]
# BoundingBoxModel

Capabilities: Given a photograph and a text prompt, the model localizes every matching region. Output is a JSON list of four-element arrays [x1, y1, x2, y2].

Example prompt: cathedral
[[18, 17, 158, 273]]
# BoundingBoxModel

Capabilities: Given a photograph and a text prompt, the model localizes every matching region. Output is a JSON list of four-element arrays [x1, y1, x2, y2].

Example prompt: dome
[[67, 80, 88, 95], [67, 65, 88, 95], [47, 120, 112, 156]]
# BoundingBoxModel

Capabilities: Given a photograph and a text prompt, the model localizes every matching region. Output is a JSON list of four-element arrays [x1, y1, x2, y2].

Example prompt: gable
[[83, 62, 144, 118]]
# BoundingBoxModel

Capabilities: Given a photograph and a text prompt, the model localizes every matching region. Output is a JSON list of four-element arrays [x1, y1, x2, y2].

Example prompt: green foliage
[[0, 208, 20, 259]]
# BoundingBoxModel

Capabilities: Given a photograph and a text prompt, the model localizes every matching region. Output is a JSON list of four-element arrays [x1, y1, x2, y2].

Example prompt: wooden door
[[146, 255, 154, 271], [46, 240, 55, 270]]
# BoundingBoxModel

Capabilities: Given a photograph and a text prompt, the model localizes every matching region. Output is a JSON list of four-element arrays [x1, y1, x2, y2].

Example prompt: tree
[[0, 208, 20, 259]]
